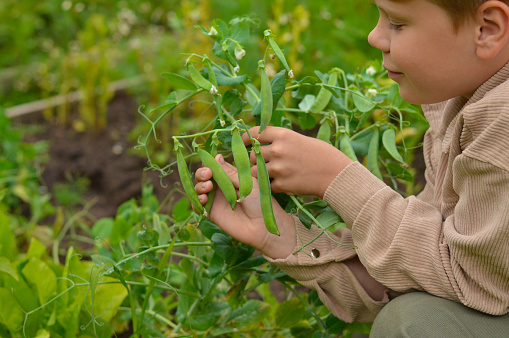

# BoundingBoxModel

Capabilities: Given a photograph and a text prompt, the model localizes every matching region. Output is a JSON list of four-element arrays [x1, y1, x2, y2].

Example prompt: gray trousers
[[369, 292, 509, 337]]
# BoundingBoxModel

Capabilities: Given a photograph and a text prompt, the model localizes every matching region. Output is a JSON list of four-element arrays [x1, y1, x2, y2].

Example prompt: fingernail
[[200, 170, 204, 179], [202, 182, 206, 188], [218, 154, 225, 164]]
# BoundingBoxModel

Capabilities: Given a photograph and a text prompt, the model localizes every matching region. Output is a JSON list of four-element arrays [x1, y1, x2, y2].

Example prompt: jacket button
[[311, 248, 320, 258]]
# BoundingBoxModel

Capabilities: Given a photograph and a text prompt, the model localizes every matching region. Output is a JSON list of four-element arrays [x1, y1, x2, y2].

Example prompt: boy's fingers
[[195, 167, 212, 182], [250, 165, 258, 179], [249, 144, 271, 165], [242, 126, 280, 145], [195, 180, 213, 195]]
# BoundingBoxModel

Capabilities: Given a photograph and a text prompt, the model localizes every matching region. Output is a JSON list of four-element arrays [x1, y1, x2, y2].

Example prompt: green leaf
[[153, 214, 170, 246], [21, 258, 57, 305], [352, 90, 376, 113], [211, 233, 236, 262], [109, 217, 131, 246], [0, 210, 15, 260], [86, 276, 127, 323], [298, 94, 316, 111], [270, 69, 287, 108], [91, 254, 117, 267], [208, 65, 247, 86], [382, 129, 405, 163], [187, 301, 230, 331], [302, 200, 329, 210], [161, 72, 198, 91], [251, 69, 287, 118], [225, 300, 271, 327], [325, 313, 348, 335], [199, 219, 227, 240], [297, 209, 313, 229], [26, 237, 46, 260], [387, 83, 403, 107], [0, 287, 24, 332], [316, 210, 342, 228], [150, 91, 178, 113], [275, 298, 308, 328], [172, 197, 191, 222], [91, 217, 114, 240], [298, 113, 317, 131], [0, 257, 18, 281], [386, 162, 414, 182]]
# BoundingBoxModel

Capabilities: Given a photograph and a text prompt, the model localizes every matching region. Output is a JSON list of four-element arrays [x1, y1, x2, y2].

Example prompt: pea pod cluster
[[253, 140, 280, 236], [198, 149, 237, 210], [231, 128, 253, 201]]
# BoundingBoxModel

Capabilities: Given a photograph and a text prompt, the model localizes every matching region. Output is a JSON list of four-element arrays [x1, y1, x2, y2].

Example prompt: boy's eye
[[389, 22, 404, 30]]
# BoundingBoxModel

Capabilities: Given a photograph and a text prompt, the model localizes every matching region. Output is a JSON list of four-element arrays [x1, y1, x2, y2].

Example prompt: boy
[[194, 0, 509, 335]]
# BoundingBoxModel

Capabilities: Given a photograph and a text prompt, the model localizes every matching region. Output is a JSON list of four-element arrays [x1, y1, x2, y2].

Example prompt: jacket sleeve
[[265, 217, 391, 323], [323, 159, 509, 316]]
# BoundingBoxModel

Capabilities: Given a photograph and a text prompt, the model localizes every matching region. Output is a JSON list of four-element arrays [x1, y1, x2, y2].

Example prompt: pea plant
[[139, 17, 420, 237], [132, 16, 422, 336]]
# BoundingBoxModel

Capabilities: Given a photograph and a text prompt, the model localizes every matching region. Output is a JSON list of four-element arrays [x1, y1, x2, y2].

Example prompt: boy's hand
[[243, 126, 353, 199], [194, 154, 296, 259]]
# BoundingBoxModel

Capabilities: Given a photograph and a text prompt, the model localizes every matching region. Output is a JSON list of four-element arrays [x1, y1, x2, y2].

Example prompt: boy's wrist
[[259, 212, 297, 259]]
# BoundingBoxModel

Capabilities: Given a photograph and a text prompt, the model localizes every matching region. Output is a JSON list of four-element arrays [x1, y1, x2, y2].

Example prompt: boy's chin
[[399, 88, 448, 105]]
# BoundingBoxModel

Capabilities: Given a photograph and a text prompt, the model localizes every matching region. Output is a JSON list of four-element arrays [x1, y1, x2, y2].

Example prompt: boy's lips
[[383, 64, 403, 79]]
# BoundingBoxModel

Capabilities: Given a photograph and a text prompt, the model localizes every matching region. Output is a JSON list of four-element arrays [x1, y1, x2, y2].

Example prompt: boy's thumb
[[215, 154, 239, 182]]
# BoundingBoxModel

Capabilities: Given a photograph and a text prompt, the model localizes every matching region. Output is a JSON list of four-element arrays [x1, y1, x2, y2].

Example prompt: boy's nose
[[368, 23, 390, 53]]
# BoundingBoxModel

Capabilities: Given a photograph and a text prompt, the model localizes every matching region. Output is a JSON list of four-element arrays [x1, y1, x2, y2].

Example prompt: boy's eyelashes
[[389, 21, 404, 30]]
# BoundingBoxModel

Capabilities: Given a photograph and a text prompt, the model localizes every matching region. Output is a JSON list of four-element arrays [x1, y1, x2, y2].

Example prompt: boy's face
[[368, 0, 485, 104]]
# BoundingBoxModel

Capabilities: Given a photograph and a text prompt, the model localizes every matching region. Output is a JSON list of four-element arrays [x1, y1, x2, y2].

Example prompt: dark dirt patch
[[17, 91, 179, 220]]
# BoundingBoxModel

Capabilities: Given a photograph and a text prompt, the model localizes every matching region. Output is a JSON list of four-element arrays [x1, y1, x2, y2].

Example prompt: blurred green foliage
[[0, 0, 378, 111]]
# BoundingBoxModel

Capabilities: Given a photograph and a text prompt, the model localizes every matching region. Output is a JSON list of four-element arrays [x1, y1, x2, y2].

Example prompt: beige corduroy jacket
[[268, 62, 509, 323]]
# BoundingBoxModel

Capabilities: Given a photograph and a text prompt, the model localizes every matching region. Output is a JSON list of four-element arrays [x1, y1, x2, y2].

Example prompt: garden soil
[[19, 91, 179, 220]]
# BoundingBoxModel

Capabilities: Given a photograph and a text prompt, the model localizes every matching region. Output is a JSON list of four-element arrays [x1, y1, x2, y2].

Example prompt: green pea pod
[[231, 129, 253, 201], [254, 140, 280, 236], [339, 133, 358, 161], [317, 121, 332, 143], [264, 30, 291, 73], [259, 67, 273, 133], [202, 181, 216, 218], [367, 128, 383, 180], [176, 149, 204, 215], [382, 128, 405, 163], [198, 149, 237, 210], [309, 71, 338, 114], [187, 63, 214, 92]]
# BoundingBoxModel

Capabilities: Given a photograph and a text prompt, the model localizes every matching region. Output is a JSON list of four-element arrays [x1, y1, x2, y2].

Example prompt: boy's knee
[[370, 292, 472, 338]]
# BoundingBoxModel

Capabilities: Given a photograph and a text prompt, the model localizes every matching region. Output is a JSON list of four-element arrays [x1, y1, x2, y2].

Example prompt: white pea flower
[[234, 64, 240, 73], [366, 66, 377, 76], [235, 47, 246, 60], [288, 69, 294, 79], [61, 1, 72, 11], [220, 119, 226, 127], [209, 26, 218, 36], [368, 88, 378, 96], [210, 85, 218, 95]]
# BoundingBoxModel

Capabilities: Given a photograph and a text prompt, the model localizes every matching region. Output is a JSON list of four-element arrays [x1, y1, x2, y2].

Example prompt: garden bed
[[16, 91, 177, 220]]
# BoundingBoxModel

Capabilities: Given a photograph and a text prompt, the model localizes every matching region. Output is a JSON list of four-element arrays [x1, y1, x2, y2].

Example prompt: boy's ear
[[474, 1, 509, 60]]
